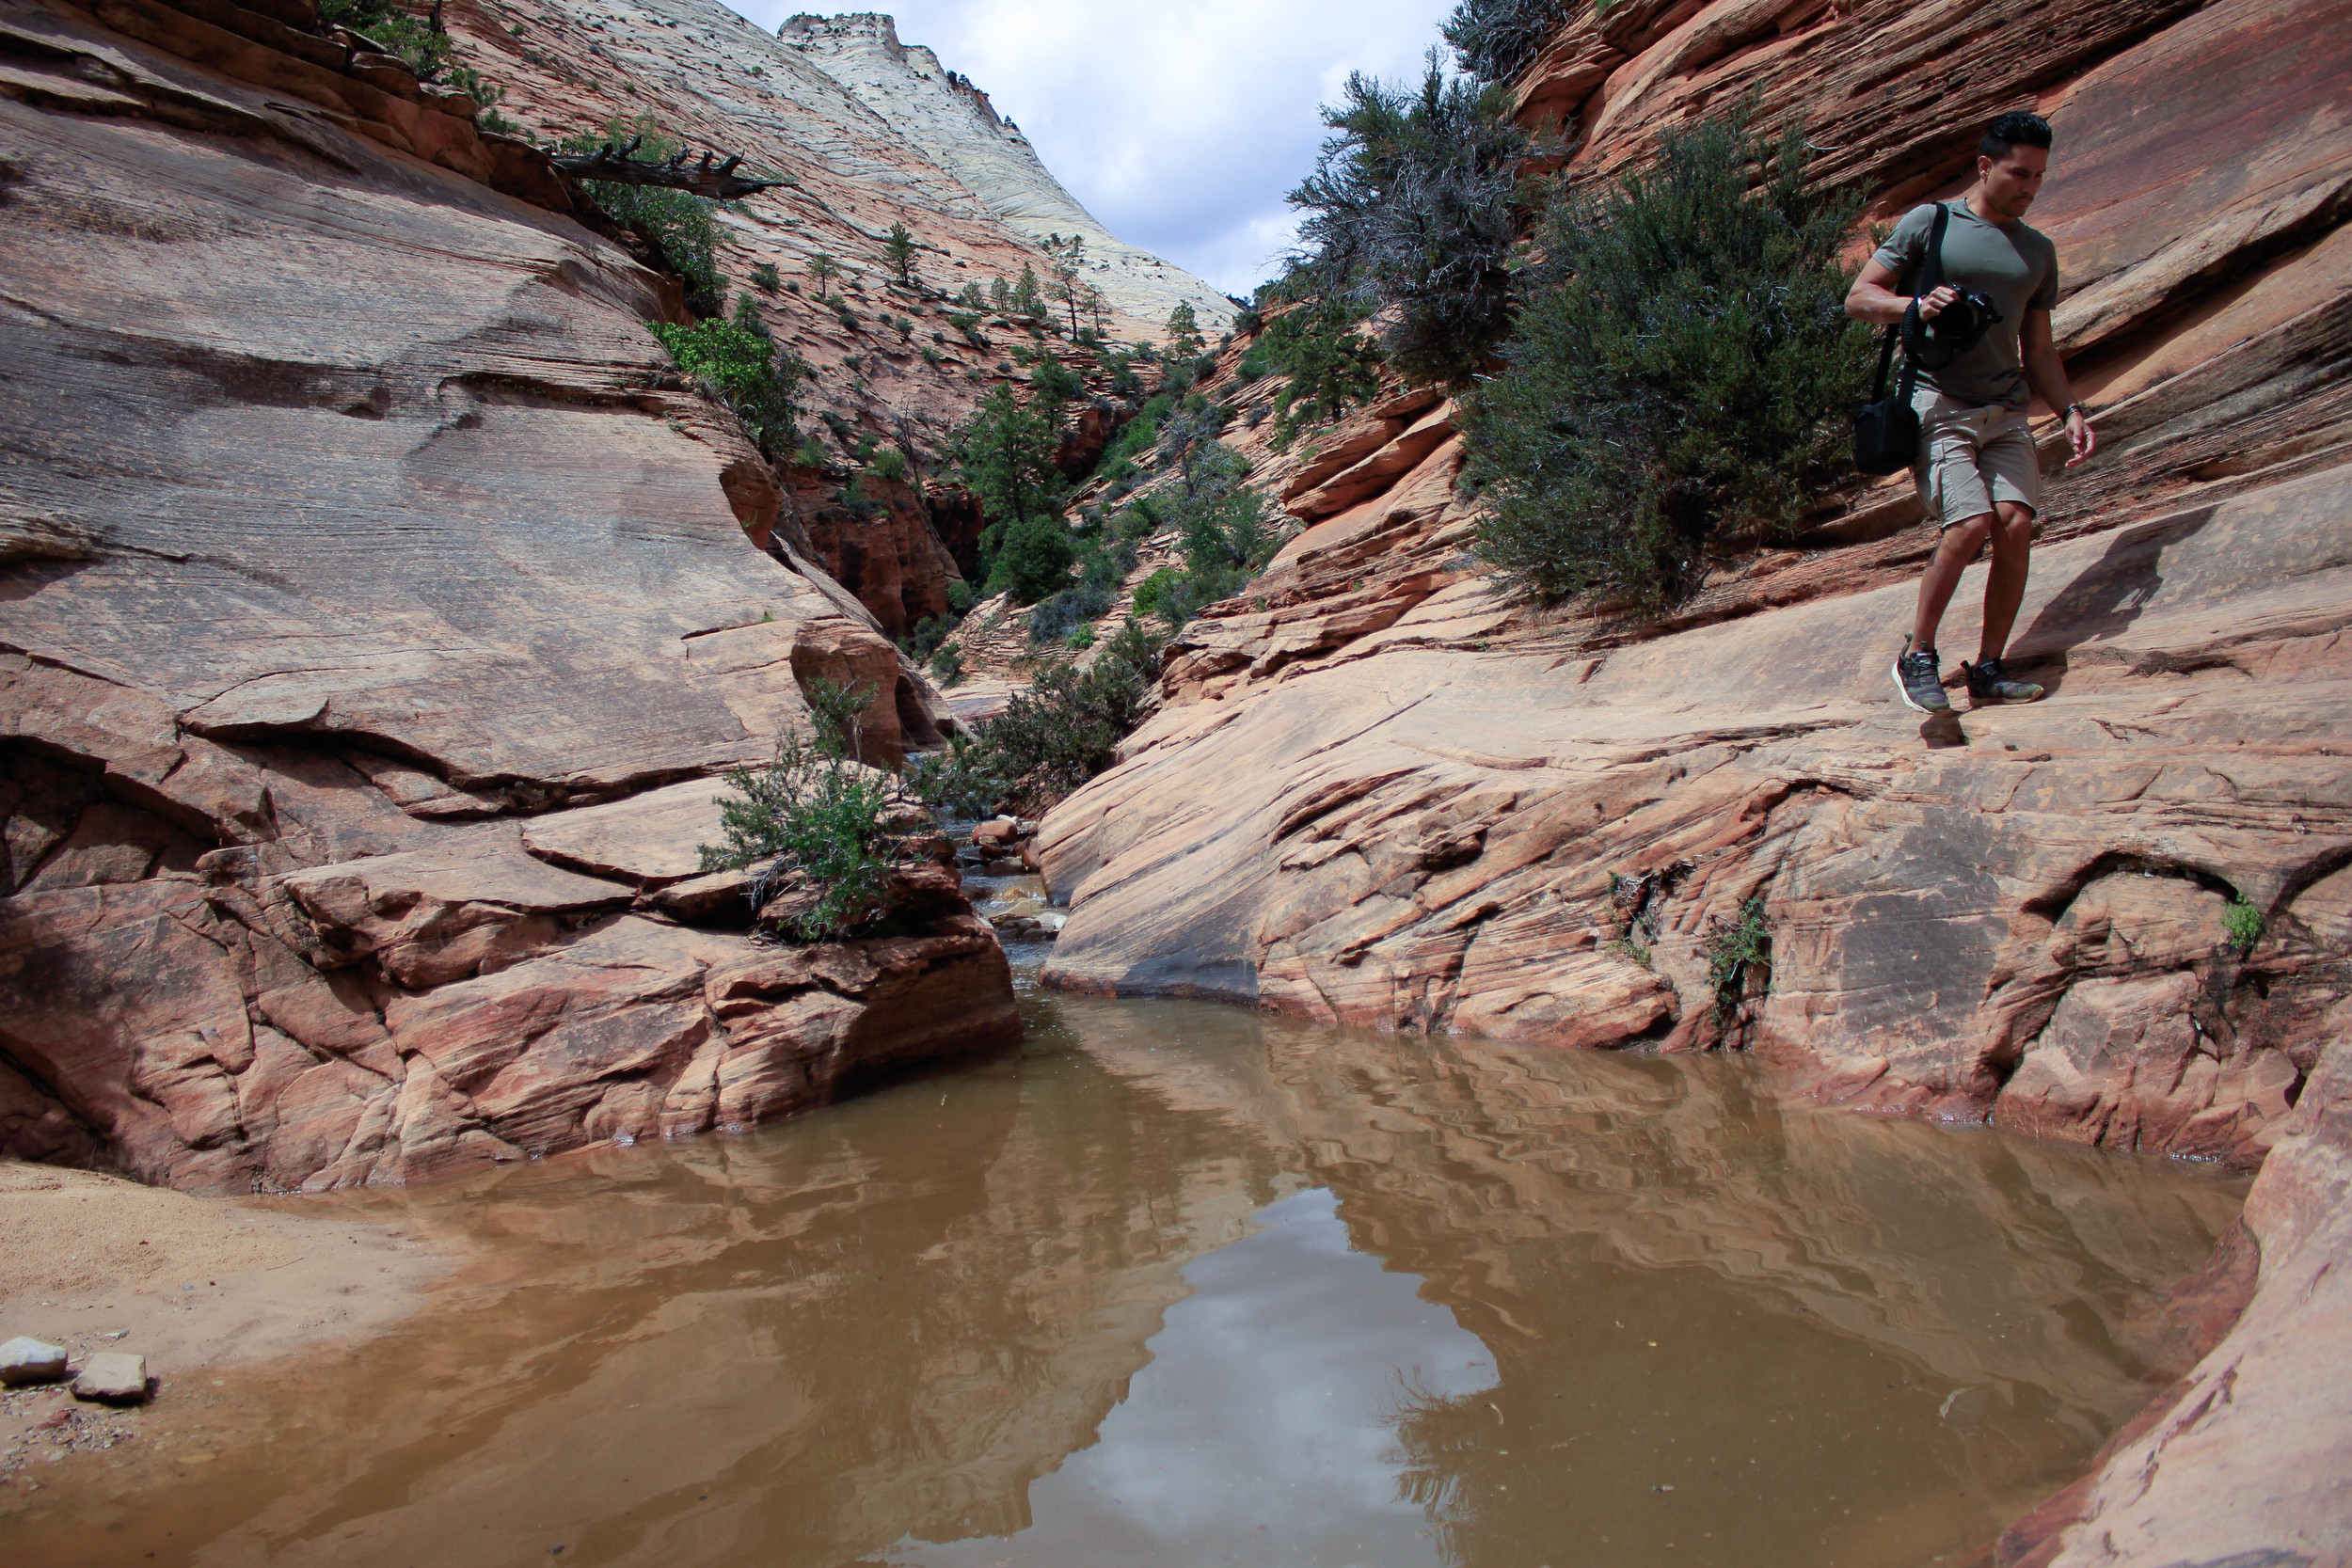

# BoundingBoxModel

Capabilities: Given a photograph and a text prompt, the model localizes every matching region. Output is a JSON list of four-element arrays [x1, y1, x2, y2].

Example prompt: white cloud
[[734, 0, 1462, 296]]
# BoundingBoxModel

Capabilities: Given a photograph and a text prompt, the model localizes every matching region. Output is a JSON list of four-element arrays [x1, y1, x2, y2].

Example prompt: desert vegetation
[[695, 681, 935, 942], [1286, 55, 1531, 387], [563, 119, 731, 315], [907, 619, 1167, 816], [1464, 110, 1871, 609], [648, 294, 810, 461]]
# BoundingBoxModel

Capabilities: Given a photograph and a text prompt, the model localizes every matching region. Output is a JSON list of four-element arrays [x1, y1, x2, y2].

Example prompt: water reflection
[[8, 991, 2243, 1568], [900, 1186, 1495, 1566]]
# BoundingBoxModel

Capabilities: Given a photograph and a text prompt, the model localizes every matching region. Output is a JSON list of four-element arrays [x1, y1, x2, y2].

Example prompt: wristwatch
[[2064, 402, 2090, 420]]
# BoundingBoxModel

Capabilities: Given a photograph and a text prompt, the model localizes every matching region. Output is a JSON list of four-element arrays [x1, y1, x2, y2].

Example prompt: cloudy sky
[[737, 0, 1463, 297]]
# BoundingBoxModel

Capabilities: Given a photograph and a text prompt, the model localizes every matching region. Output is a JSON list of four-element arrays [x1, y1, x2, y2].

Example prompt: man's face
[[1978, 144, 2048, 220]]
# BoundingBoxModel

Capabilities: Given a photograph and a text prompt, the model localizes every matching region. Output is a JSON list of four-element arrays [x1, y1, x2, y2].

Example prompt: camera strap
[[1900, 202, 1958, 374]]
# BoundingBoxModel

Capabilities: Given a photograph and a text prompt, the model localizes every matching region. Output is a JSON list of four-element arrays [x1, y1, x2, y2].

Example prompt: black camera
[[1925, 289, 2003, 352]]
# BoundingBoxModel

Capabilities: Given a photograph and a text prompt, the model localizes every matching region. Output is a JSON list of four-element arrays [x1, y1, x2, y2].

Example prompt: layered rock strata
[[0, 0, 1019, 1189]]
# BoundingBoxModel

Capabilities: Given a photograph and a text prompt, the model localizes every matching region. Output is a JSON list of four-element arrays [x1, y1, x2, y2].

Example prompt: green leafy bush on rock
[[697, 681, 924, 942], [1464, 106, 1871, 611], [648, 294, 808, 461], [907, 620, 1166, 816], [562, 120, 731, 316]]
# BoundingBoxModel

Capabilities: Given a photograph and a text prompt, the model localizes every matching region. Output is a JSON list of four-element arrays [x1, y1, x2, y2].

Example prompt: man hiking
[[1847, 111, 2096, 713]]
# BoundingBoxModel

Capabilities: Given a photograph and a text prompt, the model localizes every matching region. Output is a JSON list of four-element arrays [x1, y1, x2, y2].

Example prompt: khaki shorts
[[1913, 391, 2042, 527]]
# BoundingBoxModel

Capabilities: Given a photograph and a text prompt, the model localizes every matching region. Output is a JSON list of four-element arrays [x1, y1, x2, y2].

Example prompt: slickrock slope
[[0, 0, 1018, 1190]]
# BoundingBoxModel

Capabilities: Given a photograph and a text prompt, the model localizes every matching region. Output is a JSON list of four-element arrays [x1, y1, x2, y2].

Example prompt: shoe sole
[[1891, 661, 1951, 715]]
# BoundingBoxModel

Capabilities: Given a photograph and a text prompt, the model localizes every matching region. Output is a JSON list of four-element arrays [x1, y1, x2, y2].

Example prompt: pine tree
[[805, 251, 839, 301], [1011, 262, 1047, 325], [1164, 301, 1204, 359], [1043, 233, 1089, 336], [884, 222, 917, 288], [954, 385, 1061, 531]]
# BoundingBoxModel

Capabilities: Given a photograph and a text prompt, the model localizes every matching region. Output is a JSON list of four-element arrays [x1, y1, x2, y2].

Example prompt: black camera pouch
[[1852, 202, 1949, 476]]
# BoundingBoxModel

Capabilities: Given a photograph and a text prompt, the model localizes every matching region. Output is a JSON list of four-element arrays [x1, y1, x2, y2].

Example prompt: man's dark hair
[[1980, 112, 2053, 160]]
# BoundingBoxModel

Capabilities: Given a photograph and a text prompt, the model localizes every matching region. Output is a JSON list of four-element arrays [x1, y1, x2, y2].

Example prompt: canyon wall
[[0, 0, 1049, 1190], [430, 0, 1223, 636]]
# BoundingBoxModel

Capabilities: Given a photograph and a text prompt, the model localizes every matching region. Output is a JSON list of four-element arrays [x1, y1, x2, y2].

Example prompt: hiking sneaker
[[1962, 657, 2045, 704], [1892, 638, 1951, 714]]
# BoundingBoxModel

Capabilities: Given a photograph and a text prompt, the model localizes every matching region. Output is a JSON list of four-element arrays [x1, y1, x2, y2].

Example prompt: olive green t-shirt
[[1871, 200, 2059, 410]]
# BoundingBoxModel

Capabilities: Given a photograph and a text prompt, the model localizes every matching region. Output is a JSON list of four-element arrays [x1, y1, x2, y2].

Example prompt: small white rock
[[72, 1352, 150, 1404], [0, 1337, 69, 1386]]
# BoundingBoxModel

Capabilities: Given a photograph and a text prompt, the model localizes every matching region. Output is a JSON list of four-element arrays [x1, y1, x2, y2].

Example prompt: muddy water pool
[[9, 947, 2247, 1568]]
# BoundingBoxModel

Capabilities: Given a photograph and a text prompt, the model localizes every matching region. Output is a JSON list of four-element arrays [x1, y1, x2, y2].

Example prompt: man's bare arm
[[2022, 309, 2095, 467], [1846, 258, 1958, 325]]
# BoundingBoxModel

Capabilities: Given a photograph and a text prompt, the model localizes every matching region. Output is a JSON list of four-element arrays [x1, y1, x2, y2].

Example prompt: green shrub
[[898, 611, 960, 664], [1465, 106, 1871, 610], [986, 515, 1078, 604], [1288, 56, 1531, 387], [2225, 897, 2265, 953], [1029, 355, 1085, 411], [907, 619, 1165, 815], [751, 261, 782, 293], [1029, 579, 1112, 644], [1094, 392, 1170, 478], [1703, 896, 1772, 1023], [1068, 624, 1095, 649], [1442, 0, 1571, 84], [1130, 566, 1183, 623], [799, 676, 874, 762], [323, 0, 449, 76], [1157, 397, 1236, 497], [562, 121, 727, 315], [695, 732, 902, 942], [929, 642, 965, 687], [867, 446, 909, 483], [444, 65, 511, 132], [1123, 449, 1276, 632], [648, 297, 807, 459]]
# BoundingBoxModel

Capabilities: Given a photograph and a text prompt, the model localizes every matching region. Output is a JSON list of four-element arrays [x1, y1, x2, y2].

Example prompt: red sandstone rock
[[0, 0, 1024, 1188]]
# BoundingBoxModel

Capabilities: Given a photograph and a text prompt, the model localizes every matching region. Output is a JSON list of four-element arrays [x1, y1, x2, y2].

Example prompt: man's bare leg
[[1909, 511, 1995, 654], [1978, 501, 2037, 661]]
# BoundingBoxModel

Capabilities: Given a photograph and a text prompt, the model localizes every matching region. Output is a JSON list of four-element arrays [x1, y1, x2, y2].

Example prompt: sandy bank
[[1, 1159, 452, 1458]]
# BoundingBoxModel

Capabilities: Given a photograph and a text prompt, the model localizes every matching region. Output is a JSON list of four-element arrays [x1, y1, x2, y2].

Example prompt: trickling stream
[[11, 923, 2246, 1568]]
